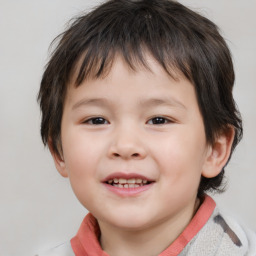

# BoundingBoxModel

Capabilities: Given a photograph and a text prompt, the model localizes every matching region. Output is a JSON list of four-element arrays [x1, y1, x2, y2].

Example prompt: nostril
[[112, 153, 139, 157]]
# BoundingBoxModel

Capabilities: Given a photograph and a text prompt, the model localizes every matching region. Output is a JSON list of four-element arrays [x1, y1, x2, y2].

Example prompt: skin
[[51, 55, 234, 256]]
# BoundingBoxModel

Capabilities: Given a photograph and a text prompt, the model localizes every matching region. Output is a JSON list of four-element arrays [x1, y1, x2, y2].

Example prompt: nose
[[108, 126, 147, 160]]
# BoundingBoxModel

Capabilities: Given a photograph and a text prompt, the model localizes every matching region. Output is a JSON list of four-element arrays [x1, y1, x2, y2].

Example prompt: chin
[[102, 212, 155, 231]]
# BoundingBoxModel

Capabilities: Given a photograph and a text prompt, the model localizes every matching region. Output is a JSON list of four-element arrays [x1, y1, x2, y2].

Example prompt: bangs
[[55, 0, 196, 86]]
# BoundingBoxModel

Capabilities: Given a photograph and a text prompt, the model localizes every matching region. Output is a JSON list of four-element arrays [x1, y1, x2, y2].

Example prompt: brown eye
[[148, 117, 169, 125], [84, 117, 109, 125]]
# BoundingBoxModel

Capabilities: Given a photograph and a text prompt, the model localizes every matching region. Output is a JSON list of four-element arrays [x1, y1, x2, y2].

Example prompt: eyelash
[[147, 116, 173, 125], [83, 117, 109, 125], [82, 116, 173, 125]]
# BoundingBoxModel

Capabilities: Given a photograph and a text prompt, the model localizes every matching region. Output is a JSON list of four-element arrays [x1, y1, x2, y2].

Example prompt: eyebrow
[[138, 97, 186, 109], [72, 97, 186, 110], [72, 98, 110, 110]]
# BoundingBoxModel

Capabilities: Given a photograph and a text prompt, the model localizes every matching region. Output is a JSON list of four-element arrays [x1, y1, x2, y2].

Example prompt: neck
[[99, 198, 200, 256]]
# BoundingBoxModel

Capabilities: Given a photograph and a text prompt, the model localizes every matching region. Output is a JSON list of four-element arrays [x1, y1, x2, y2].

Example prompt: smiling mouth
[[105, 178, 152, 188]]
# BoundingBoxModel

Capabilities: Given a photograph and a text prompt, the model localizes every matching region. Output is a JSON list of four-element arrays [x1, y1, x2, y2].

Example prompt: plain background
[[0, 1, 255, 255]]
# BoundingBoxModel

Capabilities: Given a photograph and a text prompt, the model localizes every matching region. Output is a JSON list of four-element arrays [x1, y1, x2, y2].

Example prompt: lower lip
[[103, 183, 154, 197]]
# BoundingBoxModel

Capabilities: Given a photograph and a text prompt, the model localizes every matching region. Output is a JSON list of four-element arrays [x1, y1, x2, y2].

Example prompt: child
[[37, 0, 256, 255]]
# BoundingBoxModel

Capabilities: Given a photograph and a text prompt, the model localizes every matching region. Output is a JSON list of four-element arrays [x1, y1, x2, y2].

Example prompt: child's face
[[56, 56, 212, 231]]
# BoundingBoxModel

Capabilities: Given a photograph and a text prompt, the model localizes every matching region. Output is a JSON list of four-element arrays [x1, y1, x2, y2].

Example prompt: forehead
[[69, 53, 184, 89], [65, 55, 198, 112]]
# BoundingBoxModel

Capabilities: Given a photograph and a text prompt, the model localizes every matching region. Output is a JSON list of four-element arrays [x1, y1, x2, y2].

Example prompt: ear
[[202, 127, 235, 178], [48, 138, 69, 178]]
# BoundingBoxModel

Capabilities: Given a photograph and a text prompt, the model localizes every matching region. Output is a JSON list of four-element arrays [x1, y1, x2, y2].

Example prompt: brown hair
[[38, 0, 243, 196]]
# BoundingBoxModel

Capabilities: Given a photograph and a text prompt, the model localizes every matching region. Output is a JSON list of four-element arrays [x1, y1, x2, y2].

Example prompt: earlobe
[[48, 138, 69, 178], [202, 127, 235, 178]]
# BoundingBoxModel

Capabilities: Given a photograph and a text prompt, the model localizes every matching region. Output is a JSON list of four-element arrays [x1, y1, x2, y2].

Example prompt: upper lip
[[102, 172, 154, 183]]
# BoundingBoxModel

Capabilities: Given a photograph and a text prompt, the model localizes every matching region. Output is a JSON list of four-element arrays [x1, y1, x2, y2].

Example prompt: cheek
[[62, 133, 101, 207], [153, 131, 206, 179], [155, 139, 204, 204], [62, 130, 103, 178]]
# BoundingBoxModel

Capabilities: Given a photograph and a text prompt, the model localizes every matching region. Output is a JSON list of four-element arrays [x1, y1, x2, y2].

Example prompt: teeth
[[119, 178, 127, 184], [127, 178, 136, 184], [107, 178, 150, 186]]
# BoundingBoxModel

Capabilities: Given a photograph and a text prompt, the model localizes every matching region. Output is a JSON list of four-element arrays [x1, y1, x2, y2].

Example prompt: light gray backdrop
[[0, 1, 255, 256]]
